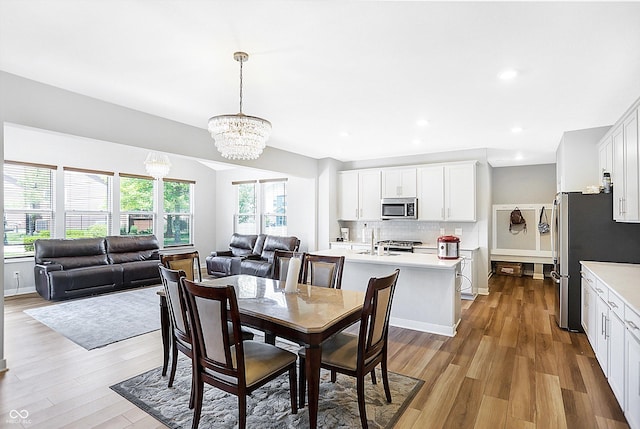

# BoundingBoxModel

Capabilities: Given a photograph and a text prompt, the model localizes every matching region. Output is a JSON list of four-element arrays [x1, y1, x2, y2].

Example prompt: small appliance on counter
[[340, 228, 349, 242], [437, 235, 460, 259]]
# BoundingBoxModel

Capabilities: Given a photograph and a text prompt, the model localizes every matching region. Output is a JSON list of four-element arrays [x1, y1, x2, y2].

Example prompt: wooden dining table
[[159, 274, 364, 429]]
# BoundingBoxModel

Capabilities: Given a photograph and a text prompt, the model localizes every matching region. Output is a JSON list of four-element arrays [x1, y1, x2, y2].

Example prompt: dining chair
[[300, 253, 345, 289], [161, 251, 202, 282], [272, 249, 303, 282], [158, 265, 196, 408], [298, 269, 400, 429], [181, 278, 298, 429], [161, 252, 254, 342]]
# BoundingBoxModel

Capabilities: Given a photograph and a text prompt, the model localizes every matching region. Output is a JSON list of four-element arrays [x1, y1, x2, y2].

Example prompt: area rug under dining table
[[111, 353, 423, 428]]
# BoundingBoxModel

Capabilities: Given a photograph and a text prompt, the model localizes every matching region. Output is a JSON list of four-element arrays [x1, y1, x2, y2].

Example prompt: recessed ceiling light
[[515, 153, 524, 161], [511, 127, 523, 134], [416, 119, 430, 127], [339, 131, 350, 138], [412, 139, 422, 146], [499, 69, 518, 80]]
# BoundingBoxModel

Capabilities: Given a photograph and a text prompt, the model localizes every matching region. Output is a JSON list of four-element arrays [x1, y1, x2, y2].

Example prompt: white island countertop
[[315, 248, 461, 270]]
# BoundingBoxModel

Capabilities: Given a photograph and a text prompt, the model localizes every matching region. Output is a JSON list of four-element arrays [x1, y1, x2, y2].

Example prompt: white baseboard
[[390, 317, 457, 337], [4, 285, 36, 297]]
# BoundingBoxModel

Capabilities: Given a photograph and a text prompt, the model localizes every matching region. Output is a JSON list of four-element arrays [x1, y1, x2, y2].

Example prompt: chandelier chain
[[239, 56, 243, 114]]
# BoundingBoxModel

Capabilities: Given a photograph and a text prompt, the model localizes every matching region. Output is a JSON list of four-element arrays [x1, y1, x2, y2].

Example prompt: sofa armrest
[[36, 262, 63, 273], [243, 253, 264, 261], [210, 250, 233, 257], [34, 263, 63, 300]]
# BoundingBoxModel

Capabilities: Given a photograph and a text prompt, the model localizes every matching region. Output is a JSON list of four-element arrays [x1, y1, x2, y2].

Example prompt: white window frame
[[3, 161, 56, 258], [119, 174, 156, 236], [63, 167, 113, 238], [162, 178, 194, 247], [233, 178, 287, 235]]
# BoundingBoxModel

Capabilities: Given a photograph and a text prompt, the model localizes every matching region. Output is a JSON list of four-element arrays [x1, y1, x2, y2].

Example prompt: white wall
[[556, 126, 610, 192], [214, 168, 317, 253], [492, 164, 557, 205]]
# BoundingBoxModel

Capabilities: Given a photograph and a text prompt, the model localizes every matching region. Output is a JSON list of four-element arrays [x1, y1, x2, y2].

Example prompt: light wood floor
[[1, 275, 629, 428]]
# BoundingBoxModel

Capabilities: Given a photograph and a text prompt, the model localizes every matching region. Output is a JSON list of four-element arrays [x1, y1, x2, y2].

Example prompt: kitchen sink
[[356, 251, 401, 256]]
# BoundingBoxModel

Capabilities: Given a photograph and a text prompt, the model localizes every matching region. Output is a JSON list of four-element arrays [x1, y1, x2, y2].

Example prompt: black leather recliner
[[205, 233, 259, 278], [205, 233, 300, 278]]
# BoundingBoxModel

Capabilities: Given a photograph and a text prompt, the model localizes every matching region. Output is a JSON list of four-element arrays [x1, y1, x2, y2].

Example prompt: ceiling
[[2, 1, 640, 167]]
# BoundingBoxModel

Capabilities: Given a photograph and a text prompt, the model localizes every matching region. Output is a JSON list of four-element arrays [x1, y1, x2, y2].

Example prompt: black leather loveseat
[[206, 233, 300, 278], [34, 235, 161, 300]]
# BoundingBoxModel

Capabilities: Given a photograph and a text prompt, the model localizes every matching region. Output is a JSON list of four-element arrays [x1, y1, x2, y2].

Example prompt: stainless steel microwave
[[381, 197, 418, 219]]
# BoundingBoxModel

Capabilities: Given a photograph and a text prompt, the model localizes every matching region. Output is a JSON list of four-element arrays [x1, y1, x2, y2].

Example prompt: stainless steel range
[[376, 240, 422, 253]]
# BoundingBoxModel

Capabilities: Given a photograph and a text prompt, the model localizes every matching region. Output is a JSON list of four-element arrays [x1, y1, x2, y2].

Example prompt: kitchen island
[[315, 248, 462, 336]]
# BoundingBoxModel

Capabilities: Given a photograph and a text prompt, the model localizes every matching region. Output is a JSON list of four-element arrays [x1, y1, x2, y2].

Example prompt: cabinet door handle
[[595, 287, 604, 294], [627, 320, 639, 330], [601, 313, 605, 336], [608, 301, 618, 309]]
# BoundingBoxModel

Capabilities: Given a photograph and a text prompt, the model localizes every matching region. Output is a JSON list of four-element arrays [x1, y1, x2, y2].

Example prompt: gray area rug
[[111, 353, 423, 429], [24, 286, 162, 350]]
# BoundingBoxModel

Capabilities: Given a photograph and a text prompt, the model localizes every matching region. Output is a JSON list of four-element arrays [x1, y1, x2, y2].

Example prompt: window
[[234, 181, 257, 234], [64, 168, 112, 238], [233, 179, 287, 235], [120, 174, 154, 236], [261, 179, 287, 235], [3, 161, 55, 258], [163, 179, 193, 247]]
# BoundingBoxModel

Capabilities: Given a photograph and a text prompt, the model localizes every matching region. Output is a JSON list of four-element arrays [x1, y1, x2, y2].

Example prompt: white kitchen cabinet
[[595, 292, 610, 374], [610, 108, 639, 222], [382, 168, 417, 198], [338, 171, 359, 220], [581, 270, 595, 344], [626, 309, 640, 429], [337, 169, 381, 221], [359, 170, 382, 220], [417, 162, 476, 222], [580, 261, 640, 425], [608, 304, 626, 407]]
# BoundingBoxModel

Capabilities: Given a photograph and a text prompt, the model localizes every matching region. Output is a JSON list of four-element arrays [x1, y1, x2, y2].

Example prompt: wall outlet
[[439, 228, 445, 236], [455, 228, 463, 236]]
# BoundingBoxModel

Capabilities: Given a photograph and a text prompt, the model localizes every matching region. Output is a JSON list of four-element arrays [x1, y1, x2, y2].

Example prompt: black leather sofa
[[34, 235, 161, 300], [206, 233, 300, 278]]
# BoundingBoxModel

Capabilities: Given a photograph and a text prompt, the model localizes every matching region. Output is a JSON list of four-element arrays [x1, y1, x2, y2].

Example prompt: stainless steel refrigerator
[[551, 191, 640, 331]]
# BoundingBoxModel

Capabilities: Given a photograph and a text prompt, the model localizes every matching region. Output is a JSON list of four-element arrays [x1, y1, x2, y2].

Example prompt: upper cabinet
[[337, 169, 381, 221], [609, 107, 639, 222], [382, 168, 417, 198], [417, 161, 476, 222]]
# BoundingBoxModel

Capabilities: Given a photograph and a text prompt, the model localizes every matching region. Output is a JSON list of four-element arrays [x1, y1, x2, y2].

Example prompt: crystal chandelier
[[208, 52, 272, 160], [144, 152, 171, 180]]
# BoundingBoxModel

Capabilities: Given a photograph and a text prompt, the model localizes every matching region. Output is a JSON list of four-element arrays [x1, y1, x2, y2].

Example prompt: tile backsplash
[[338, 220, 479, 248]]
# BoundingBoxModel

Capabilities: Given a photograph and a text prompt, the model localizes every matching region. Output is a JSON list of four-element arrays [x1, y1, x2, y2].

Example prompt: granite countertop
[[581, 261, 640, 314], [316, 248, 461, 270]]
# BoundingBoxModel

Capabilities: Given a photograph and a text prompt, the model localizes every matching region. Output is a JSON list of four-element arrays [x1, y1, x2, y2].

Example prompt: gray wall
[[492, 164, 556, 205]]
